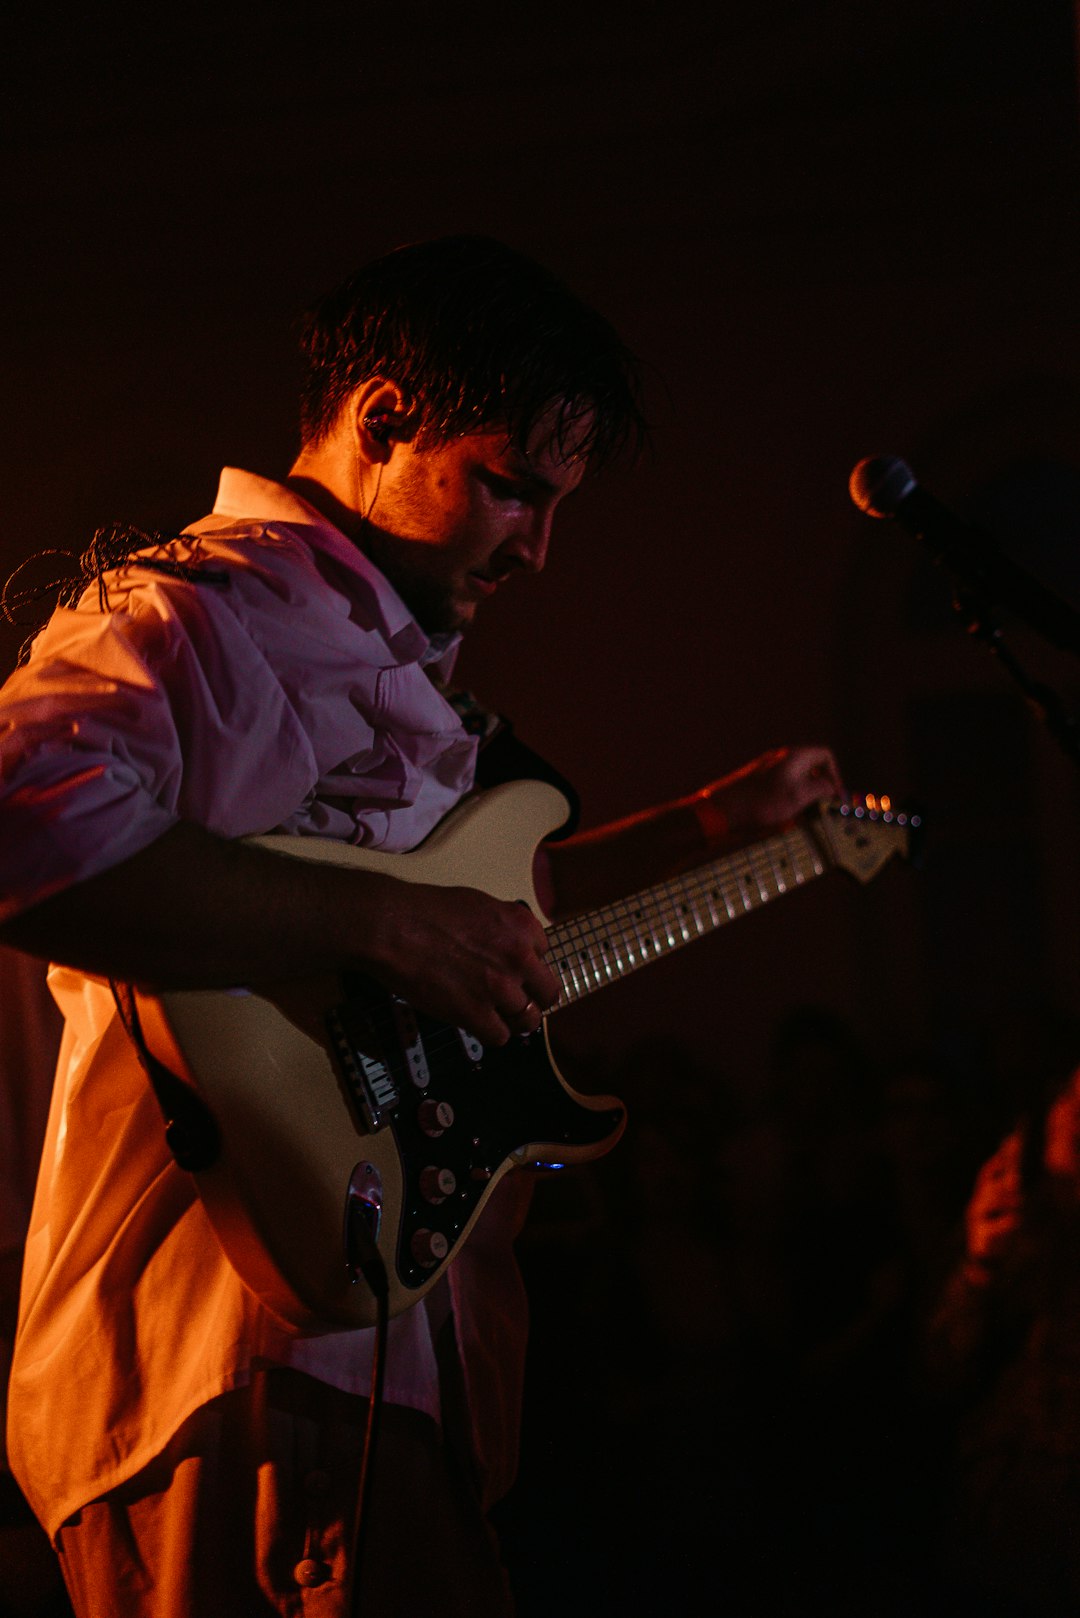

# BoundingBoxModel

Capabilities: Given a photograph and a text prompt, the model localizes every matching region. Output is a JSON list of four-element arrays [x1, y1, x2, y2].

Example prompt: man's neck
[[283, 471, 363, 546]]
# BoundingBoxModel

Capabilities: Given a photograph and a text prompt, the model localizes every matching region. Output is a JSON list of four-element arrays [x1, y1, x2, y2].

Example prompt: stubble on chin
[[360, 536, 454, 636], [402, 576, 470, 639]]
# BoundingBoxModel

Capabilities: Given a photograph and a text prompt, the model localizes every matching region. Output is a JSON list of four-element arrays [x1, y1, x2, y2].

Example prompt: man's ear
[[354, 381, 417, 459]]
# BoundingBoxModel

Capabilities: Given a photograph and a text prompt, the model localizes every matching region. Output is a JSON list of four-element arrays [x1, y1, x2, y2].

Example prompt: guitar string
[[569, 831, 823, 1001], [383, 828, 827, 1076], [345, 823, 837, 1076], [552, 853, 764, 998], [337, 812, 899, 1082], [559, 809, 899, 997], [547, 826, 824, 1003]]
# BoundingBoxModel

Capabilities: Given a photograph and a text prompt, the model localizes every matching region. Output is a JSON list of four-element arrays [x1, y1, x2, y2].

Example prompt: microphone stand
[[850, 455, 1080, 772], [947, 572, 1080, 770], [919, 515, 1080, 662]]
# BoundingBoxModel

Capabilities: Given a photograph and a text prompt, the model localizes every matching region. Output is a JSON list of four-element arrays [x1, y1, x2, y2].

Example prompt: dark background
[[4, 1, 1079, 1085], [3, 4, 1080, 1613]]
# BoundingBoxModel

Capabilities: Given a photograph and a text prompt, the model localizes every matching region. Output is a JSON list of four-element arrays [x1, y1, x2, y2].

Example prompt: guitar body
[[136, 780, 627, 1334], [135, 778, 913, 1335]]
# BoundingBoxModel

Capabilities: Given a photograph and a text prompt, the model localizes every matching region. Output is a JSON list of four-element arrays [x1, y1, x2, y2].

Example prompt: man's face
[[360, 411, 589, 636]]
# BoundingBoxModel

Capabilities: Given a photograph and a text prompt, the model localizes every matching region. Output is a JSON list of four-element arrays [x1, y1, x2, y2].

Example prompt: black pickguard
[[329, 987, 624, 1289]]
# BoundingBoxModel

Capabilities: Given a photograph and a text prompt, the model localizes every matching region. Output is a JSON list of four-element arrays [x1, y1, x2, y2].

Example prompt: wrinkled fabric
[[56, 1374, 515, 1618], [2, 470, 530, 1537], [0, 470, 476, 920]]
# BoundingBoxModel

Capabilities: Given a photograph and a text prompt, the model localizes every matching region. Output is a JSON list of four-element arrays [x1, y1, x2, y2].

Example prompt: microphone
[[849, 454, 916, 519], [848, 454, 1080, 657], [849, 454, 988, 546]]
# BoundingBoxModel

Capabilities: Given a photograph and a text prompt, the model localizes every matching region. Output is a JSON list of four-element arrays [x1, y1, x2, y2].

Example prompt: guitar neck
[[546, 822, 829, 1009]]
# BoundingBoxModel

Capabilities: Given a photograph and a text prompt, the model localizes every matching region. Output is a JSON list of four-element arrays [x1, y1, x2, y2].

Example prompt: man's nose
[[508, 509, 553, 574]]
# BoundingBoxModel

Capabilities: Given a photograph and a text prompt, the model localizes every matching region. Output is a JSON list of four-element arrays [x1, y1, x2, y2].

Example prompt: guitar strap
[[110, 979, 222, 1172], [441, 687, 581, 841]]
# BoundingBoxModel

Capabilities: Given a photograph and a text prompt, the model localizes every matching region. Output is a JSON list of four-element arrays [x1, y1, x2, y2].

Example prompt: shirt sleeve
[[0, 568, 318, 922]]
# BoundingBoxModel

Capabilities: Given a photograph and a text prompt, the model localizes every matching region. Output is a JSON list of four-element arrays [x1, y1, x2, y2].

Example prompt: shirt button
[[293, 1558, 330, 1588], [303, 1469, 332, 1499]]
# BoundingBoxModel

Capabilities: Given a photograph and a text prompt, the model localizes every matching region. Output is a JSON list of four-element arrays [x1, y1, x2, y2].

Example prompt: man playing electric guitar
[[0, 236, 841, 1617]]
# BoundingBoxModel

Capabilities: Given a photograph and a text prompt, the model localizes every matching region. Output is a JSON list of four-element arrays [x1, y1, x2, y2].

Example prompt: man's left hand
[[700, 746, 844, 842]]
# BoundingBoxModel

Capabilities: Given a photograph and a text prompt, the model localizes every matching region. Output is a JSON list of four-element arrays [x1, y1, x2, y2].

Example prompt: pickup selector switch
[[411, 1228, 449, 1269], [417, 1099, 455, 1138], [420, 1166, 457, 1204]]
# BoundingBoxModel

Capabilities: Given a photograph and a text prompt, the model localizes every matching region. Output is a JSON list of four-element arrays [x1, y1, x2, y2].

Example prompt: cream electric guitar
[[136, 780, 916, 1333]]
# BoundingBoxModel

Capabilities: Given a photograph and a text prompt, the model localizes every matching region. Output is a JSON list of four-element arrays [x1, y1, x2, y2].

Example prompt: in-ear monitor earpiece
[[363, 413, 393, 442]]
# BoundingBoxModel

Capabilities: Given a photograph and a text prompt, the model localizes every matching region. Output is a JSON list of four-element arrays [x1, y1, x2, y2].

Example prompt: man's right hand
[[357, 873, 559, 1046], [0, 821, 558, 1047]]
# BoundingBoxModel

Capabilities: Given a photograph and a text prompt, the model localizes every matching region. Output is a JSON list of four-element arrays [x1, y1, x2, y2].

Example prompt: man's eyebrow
[[496, 453, 559, 494]]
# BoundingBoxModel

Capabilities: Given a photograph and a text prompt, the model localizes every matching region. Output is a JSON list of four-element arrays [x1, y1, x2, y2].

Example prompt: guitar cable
[[112, 977, 391, 1612], [344, 1202, 390, 1618]]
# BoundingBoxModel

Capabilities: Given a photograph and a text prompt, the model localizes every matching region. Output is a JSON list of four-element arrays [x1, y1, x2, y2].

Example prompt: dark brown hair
[[298, 235, 646, 467]]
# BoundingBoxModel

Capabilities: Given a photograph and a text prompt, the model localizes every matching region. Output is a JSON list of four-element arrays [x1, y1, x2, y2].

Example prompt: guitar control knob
[[411, 1227, 449, 1269], [420, 1166, 457, 1204], [417, 1099, 455, 1138]]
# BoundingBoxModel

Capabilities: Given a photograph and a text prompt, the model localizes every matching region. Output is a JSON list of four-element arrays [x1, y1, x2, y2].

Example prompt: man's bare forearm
[[0, 822, 400, 987], [0, 821, 559, 1044], [546, 745, 843, 917]]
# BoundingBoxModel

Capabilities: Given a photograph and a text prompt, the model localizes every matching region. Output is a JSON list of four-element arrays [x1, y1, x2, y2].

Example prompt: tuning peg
[[835, 793, 922, 833]]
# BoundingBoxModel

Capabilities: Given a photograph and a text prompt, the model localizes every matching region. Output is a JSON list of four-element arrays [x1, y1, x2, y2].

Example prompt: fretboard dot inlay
[[545, 823, 833, 1006]]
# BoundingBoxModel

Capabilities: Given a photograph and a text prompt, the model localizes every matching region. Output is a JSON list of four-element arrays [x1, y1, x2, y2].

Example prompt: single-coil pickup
[[392, 998, 431, 1089], [457, 1028, 484, 1065]]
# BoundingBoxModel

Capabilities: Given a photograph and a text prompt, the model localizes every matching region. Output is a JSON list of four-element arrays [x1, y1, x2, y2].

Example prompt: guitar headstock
[[809, 794, 922, 883]]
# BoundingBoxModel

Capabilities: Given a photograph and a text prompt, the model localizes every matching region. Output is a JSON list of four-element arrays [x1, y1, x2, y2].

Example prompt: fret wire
[[550, 925, 583, 1000], [777, 827, 807, 882], [647, 879, 674, 947], [603, 911, 630, 974], [623, 896, 650, 964], [614, 898, 643, 970], [545, 823, 832, 1007], [574, 914, 611, 983], [742, 840, 789, 897], [764, 834, 796, 879], [686, 863, 734, 921], [653, 876, 696, 941], [663, 877, 690, 945], [570, 915, 612, 986], [686, 835, 785, 917], [761, 840, 787, 894], [784, 834, 814, 886], [795, 825, 825, 878], [675, 874, 705, 926], [567, 915, 603, 993], [716, 874, 737, 922], [594, 904, 625, 972], [627, 885, 671, 960], [611, 918, 634, 973], [788, 836, 815, 883], [671, 877, 698, 941], [566, 919, 608, 990], [743, 838, 786, 896], [657, 875, 690, 947], [702, 876, 724, 926], [717, 859, 755, 913]]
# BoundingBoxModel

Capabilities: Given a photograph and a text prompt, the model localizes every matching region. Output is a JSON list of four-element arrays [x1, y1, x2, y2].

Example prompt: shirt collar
[[211, 467, 460, 670]]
